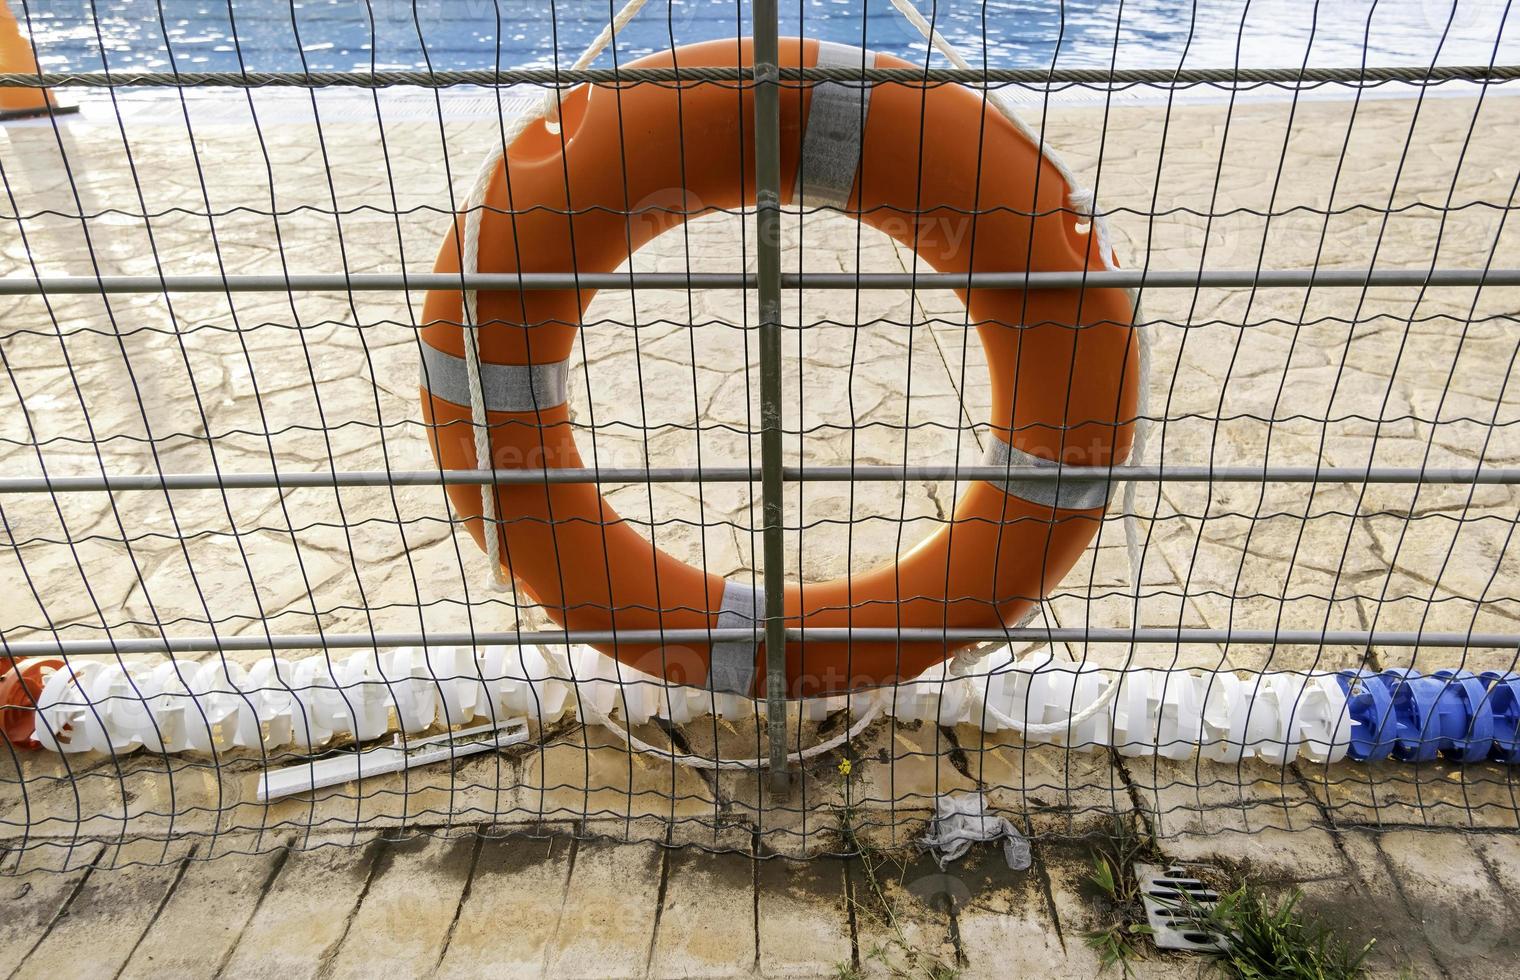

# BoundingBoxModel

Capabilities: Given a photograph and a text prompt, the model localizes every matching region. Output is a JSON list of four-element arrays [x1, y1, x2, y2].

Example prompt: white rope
[[947, 607, 1037, 676], [579, 688, 883, 770], [950, 626, 1121, 738], [1123, 298, 1152, 637], [460, 150, 509, 591], [459, 0, 651, 591], [978, 670, 1120, 739], [889, 0, 1151, 738], [887, 0, 1118, 270]]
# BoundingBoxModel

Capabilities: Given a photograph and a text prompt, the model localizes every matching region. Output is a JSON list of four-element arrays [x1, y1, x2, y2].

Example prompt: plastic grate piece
[[1135, 863, 1230, 953]]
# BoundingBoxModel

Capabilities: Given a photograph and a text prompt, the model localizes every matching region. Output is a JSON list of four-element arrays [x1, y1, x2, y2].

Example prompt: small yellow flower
[[837, 758, 852, 777]]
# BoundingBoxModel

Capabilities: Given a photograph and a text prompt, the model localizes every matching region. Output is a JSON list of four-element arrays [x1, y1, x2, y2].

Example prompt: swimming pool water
[[14, 0, 1516, 74]]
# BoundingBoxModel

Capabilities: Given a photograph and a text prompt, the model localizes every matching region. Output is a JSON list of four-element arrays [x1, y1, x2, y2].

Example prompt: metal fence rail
[[3, 267, 1520, 292], [2, 0, 1520, 868], [8, 626, 1520, 659]]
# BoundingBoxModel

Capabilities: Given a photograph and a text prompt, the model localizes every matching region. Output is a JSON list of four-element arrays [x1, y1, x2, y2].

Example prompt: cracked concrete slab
[[8, 837, 193, 980], [433, 831, 575, 978], [117, 845, 288, 980], [545, 839, 665, 979], [215, 835, 379, 980], [0, 826, 1510, 976], [323, 833, 477, 980]]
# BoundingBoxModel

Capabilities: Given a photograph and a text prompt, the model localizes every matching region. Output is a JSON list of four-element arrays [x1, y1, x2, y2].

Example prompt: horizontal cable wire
[[4, 309, 1515, 344], [2, 464, 1515, 494], [3, 198, 1512, 226], [2, 268, 1517, 294], [5, 584, 1508, 639], [8, 511, 1514, 554], [2, 64, 1516, 88], [7, 414, 1520, 454]]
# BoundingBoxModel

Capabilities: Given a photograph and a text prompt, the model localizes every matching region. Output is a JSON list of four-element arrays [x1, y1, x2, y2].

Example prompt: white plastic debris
[[179, 660, 263, 754], [1110, 669, 1162, 757], [1252, 673, 1303, 766], [330, 652, 393, 743], [892, 661, 971, 726], [245, 658, 299, 752], [286, 657, 338, 752], [1153, 671, 1205, 761], [802, 693, 848, 723], [381, 647, 440, 734], [426, 644, 482, 727], [88, 662, 155, 754], [920, 792, 1032, 871], [571, 643, 631, 722], [1296, 673, 1351, 764], [489, 645, 572, 724], [1199, 672, 1276, 764], [255, 718, 529, 802], [32, 660, 107, 753], [148, 661, 205, 754]]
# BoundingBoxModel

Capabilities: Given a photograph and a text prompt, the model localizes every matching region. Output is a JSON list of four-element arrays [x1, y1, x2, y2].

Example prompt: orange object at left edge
[[1, 1, 73, 121]]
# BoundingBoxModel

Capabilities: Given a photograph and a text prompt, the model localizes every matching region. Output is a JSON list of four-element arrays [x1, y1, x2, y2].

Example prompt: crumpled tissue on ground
[[919, 792, 1032, 871]]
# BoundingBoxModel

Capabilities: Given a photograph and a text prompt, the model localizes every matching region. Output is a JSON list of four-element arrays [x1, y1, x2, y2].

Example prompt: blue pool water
[[14, 1, 1517, 74]]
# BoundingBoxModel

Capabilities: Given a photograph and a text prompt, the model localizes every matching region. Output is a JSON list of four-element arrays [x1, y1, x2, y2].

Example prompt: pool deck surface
[[4, 823, 1520, 978]]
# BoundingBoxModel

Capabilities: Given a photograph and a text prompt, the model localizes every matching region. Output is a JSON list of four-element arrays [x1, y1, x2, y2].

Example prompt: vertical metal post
[[751, 0, 789, 790]]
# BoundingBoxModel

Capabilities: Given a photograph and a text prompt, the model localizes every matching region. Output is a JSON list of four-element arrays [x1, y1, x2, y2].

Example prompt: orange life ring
[[421, 37, 1137, 698]]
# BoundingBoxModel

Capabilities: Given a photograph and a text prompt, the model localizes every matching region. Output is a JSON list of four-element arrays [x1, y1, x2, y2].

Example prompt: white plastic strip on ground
[[24, 645, 1348, 766]]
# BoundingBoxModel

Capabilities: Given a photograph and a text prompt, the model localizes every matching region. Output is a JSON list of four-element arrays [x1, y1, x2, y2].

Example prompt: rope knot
[[542, 88, 563, 127], [1067, 185, 1096, 220]]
